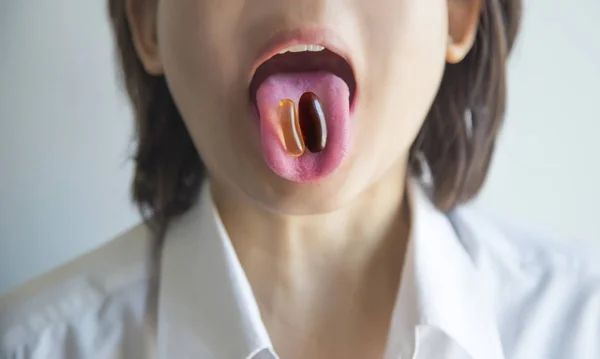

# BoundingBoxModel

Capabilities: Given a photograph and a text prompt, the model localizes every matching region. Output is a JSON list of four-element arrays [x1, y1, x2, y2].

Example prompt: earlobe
[[126, 0, 164, 75], [446, 0, 482, 64]]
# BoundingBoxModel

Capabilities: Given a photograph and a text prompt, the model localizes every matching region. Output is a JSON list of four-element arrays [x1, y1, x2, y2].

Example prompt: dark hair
[[108, 0, 521, 238]]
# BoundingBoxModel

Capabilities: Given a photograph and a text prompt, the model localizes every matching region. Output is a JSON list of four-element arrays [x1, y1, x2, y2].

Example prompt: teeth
[[278, 44, 325, 54], [288, 45, 309, 53]]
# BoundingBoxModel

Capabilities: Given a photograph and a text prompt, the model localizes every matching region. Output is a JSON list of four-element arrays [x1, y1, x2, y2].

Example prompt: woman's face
[[133, 0, 472, 214]]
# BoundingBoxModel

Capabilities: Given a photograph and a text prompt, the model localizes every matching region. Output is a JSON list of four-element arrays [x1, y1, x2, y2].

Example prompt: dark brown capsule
[[298, 92, 327, 153]]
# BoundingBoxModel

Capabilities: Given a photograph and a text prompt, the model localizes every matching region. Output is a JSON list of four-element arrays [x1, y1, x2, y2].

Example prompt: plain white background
[[0, 0, 598, 294]]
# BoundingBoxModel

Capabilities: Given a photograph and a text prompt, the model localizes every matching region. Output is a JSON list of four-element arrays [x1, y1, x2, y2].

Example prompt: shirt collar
[[156, 182, 275, 359], [386, 180, 505, 359], [157, 179, 504, 359]]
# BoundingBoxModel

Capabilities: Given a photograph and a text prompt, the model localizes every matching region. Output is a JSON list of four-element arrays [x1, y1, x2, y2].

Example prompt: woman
[[2, 0, 599, 358]]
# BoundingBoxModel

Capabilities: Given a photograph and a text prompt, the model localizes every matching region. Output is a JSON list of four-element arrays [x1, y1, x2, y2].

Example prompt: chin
[[245, 169, 364, 216]]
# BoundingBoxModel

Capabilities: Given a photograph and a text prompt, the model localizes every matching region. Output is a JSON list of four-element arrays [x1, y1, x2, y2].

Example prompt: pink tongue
[[255, 71, 350, 182]]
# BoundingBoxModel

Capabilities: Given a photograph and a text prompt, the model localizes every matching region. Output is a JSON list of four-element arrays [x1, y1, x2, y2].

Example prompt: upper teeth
[[279, 44, 325, 54]]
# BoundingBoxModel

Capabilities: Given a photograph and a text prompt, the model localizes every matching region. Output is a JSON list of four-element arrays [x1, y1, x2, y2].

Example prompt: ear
[[126, 0, 163, 75], [446, 0, 483, 64]]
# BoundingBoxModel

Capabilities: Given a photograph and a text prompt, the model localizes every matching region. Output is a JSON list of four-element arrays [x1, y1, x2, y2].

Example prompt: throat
[[236, 195, 408, 359], [249, 216, 407, 359], [210, 159, 411, 358]]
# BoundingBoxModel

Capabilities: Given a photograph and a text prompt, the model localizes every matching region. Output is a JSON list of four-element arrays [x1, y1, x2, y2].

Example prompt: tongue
[[255, 71, 350, 182]]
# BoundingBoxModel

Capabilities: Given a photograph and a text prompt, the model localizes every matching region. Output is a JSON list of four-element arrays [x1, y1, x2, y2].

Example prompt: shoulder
[[448, 205, 600, 358], [448, 204, 600, 274], [0, 223, 158, 357]]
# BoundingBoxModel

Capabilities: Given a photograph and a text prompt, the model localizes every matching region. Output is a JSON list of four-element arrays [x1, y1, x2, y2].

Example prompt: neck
[[210, 159, 411, 352], [212, 159, 410, 263]]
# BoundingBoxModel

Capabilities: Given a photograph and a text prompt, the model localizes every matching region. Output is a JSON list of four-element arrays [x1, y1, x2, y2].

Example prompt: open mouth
[[248, 43, 358, 183], [249, 47, 357, 109]]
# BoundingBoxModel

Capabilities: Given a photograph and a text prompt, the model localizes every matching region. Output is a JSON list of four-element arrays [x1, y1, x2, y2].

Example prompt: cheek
[[157, 0, 244, 87], [156, 0, 252, 174], [354, 0, 448, 159]]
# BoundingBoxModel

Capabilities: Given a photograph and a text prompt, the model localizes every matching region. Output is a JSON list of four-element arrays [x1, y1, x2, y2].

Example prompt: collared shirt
[[1, 180, 599, 359]]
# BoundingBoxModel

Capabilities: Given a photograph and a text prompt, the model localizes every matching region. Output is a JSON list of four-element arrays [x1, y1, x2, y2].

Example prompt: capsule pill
[[278, 98, 305, 157], [298, 92, 327, 153]]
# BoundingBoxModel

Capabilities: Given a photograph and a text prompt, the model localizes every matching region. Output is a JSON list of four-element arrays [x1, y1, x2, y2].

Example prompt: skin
[[126, 0, 481, 357]]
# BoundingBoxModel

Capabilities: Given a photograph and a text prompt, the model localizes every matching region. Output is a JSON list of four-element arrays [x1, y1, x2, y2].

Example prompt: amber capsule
[[278, 99, 305, 157], [298, 92, 327, 153]]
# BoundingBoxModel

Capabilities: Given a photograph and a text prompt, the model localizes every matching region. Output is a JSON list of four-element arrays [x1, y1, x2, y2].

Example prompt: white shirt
[[1, 180, 599, 359]]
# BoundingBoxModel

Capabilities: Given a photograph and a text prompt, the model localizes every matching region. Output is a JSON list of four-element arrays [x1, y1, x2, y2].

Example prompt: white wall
[[476, 0, 600, 243], [0, 1, 141, 293], [0, 0, 599, 294]]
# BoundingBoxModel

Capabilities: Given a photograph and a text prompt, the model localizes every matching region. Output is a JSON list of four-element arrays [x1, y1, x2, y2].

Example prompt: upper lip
[[248, 27, 355, 84]]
